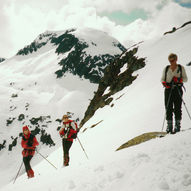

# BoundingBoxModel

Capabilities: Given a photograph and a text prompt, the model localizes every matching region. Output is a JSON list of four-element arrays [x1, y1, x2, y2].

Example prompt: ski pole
[[77, 137, 89, 160], [161, 84, 174, 131], [13, 161, 23, 184], [176, 86, 191, 121], [35, 149, 57, 170]]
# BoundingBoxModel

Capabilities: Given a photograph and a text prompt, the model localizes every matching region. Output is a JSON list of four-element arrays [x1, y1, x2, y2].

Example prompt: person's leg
[[63, 140, 73, 166], [165, 88, 173, 133], [23, 156, 30, 172], [62, 139, 67, 166], [23, 156, 33, 178], [174, 87, 183, 132]]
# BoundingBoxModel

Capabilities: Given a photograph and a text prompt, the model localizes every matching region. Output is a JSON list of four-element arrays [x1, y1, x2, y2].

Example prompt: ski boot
[[166, 120, 173, 134], [174, 120, 181, 133], [27, 169, 34, 178], [63, 154, 69, 166]]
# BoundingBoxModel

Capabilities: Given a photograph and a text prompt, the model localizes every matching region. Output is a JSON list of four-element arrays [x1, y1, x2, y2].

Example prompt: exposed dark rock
[[10, 106, 17, 111], [11, 94, 18, 98], [0, 58, 5, 63], [53, 30, 122, 83], [40, 129, 55, 147], [6, 117, 16, 126], [18, 114, 25, 121], [8, 137, 18, 151], [0, 140, 6, 151], [164, 21, 191, 35], [55, 119, 62, 123], [25, 103, 30, 110], [16, 32, 56, 55], [80, 47, 146, 128], [31, 126, 41, 136], [29, 116, 50, 125]]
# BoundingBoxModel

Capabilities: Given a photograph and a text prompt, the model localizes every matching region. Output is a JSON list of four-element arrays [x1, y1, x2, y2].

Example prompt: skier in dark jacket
[[161, 53, 188, 133], [21, 126, 39, 178], [59, 114, 77, 166]]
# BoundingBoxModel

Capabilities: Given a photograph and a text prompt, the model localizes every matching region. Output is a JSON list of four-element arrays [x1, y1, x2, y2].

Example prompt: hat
[[23, 125, 29, 132]]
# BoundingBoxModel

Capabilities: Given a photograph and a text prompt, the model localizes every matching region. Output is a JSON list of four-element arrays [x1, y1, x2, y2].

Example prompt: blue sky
[[99, 1, 191, 25], [99, 9, 148, 25], [175, 0, 191, 8]]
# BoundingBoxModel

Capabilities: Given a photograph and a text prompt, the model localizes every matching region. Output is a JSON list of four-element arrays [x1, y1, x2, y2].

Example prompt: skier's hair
[[62, 114, 69, 121], [168, 53, 177, 60]]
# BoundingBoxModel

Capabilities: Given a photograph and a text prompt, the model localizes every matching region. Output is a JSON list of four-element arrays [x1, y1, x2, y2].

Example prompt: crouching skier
[[59, 114, 77, 166], [21, 126, 39, 178]]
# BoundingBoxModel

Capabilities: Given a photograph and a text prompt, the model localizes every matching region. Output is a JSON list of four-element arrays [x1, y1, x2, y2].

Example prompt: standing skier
[[21, 126, 39, 178], [59, 114, 77, 166], [161, 53, 188, 133]]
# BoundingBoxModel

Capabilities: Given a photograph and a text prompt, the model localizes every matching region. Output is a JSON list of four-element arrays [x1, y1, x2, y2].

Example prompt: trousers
[[165, 86, 183, 121]]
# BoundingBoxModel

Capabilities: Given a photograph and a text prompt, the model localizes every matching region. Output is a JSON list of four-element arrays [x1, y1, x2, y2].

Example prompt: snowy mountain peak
[[16, 28, 126, 83]]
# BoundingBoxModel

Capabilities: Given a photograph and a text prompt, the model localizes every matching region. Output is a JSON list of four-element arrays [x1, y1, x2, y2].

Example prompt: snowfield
[[1, 25, 191, 191], [2, 130, 191, 191]]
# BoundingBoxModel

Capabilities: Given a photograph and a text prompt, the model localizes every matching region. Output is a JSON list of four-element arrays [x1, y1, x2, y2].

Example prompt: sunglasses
[[169, 59, 176, 63], [63, 117, 68, 119]]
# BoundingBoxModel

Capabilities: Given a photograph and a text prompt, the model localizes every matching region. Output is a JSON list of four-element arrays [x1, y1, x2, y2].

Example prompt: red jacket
[[59, 120, 77, 142], [21, 126, 39, 157]]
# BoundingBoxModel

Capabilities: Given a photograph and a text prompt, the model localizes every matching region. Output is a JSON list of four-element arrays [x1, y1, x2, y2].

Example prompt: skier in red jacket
[[21, 126, 39, 178], [59, 115, 77, 166]]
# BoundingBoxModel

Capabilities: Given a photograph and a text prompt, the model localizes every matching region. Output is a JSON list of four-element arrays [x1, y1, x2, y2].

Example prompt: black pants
[[165, 86, 183, 121], [62, 139, 73, 155], [23, 156, 33, 172]]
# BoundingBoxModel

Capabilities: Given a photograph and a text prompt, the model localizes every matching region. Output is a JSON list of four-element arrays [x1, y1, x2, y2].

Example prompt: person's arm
[[32, 136, 39, 147], [181, 66, 188, 82], [71, 122, 77, 131], [161, 67, 166, 82], [68, 122, 77, 138], [21, 138, 28, 149], [59, 126, 65, 136]]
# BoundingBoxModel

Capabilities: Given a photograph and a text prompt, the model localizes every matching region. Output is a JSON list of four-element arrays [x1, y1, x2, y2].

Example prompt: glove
[[61, 134, 68, 139], [162, 81, 170, 88], [172, 77, 183, 83], [178, 77, 183, 83], [64, 134, 68, 139]]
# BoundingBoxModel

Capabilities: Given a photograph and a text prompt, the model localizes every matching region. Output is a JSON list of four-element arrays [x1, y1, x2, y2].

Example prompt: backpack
[[64, 121, 78, 139], [165, 64, 182, 82]]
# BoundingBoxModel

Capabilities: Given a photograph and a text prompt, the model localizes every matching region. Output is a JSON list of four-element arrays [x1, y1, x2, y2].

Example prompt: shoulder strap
[[165, 65, 170, 82], [69, 121, 78, 130], [30, 134, 34, 140], [177, 64, 182, 78]]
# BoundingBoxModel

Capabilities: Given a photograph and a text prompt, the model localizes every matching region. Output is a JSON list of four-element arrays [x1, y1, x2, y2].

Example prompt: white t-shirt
[[161, 65, 188, 83]]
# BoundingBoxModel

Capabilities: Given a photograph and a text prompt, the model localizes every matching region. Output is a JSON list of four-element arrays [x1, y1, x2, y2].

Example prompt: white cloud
[[108, 1, 191, 48], [0, 0, 190, 58], [82, 0, 170, 13]]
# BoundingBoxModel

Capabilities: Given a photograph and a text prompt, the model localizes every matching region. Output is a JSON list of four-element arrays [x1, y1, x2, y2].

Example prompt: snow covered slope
[[0, 28, 125, 188], [1, 24, 191, 191], [3, 130, 191, 191]]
